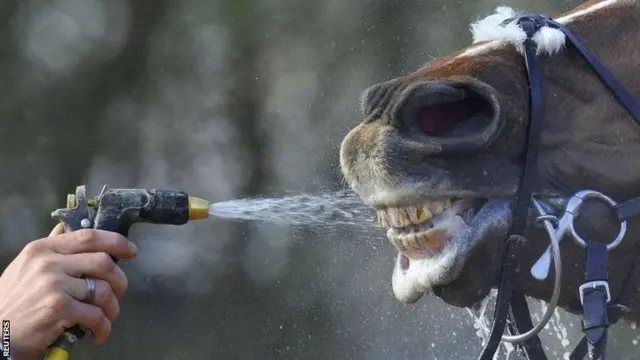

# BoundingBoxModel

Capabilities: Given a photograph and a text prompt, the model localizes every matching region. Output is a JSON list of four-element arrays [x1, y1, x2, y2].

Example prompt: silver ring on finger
[[84, 277, 97, 304]]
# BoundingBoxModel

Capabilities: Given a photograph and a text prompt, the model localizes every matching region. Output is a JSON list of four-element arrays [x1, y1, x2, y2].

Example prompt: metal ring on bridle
[[535, 214, 558, 227], [84, 277, 96, 304], [568, 191, 627, 250]]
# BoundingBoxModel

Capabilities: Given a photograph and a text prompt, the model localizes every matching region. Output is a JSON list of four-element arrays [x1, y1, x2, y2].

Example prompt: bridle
[[476, 13, 640, 360]]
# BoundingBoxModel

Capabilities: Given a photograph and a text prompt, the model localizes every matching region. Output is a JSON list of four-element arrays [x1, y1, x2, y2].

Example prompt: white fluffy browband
[[469, 6, 566, 56]]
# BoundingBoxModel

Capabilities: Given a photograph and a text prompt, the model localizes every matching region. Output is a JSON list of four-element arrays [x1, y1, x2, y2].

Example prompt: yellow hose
[[44, 347, 70, 360]]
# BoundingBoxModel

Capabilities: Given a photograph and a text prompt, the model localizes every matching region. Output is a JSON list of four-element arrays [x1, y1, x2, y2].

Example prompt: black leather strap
[[610, 245, 640, 312], [478, 235, 526, 360], [544, 19, 640, 126], [507, 293, 548, 359], [570, 337, 589, 360], [616, 197, 640, 221], [506, 15, 544, 239], [580, 242, 610, 359], [478, 15, 547, 360], [570, 242, 640, 359]]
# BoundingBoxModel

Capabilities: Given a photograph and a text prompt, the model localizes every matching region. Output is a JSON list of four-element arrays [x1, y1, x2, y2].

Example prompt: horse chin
[[384, 198, 513, 305]]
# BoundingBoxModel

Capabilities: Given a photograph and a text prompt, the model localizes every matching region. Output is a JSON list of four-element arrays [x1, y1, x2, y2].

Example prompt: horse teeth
[[386, 215, 467, 256], [387, 228, 450, 254], [376, 200, 453, 228], [377, 210, 388, 227], [427, 199, 450, 217], [415, 205, 431, 223], [397, 208, 410, 227]]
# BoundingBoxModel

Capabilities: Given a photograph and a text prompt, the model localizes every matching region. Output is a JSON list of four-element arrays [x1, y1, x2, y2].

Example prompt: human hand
[[0, 224, 138, 360]]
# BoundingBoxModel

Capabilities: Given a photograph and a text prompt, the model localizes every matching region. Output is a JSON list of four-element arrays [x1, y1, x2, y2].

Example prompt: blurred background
[[0, 0, 637, 359]]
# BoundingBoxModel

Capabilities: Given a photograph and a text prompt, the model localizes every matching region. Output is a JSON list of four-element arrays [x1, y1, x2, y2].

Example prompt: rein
[[476, 13, 640, 360]]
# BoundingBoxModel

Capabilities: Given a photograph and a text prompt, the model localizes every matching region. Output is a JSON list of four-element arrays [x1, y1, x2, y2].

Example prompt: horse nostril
[[395, 80, 503, 152], [415, 95, 494, 137]]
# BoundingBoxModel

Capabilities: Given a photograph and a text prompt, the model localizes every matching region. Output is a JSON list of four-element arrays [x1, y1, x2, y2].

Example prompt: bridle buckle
[[579, 280, 612, 306]]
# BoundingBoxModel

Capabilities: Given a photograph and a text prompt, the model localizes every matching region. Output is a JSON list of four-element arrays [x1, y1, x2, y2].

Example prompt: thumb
[[49, 223, 65, 236]]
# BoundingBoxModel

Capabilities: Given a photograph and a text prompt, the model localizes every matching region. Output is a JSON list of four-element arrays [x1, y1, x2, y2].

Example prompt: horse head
[[339, 0, 640, 323]]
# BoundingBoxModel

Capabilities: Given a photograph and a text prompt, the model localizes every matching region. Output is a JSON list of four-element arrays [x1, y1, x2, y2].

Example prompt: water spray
[[208, 190, 376, 229], [44, 184, 210, 360]]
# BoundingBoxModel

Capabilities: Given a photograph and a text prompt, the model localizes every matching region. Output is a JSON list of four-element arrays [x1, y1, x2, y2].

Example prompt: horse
[[339, 0, 640, 358]]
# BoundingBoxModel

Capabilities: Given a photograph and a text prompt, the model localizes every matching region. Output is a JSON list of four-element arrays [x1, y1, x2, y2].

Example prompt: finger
[[62, 298, 112, 345], [46, 229, 138, 259], [61, 253, 129, 299], [49, 223, 65, 236], [64, 277, 120, 321]]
